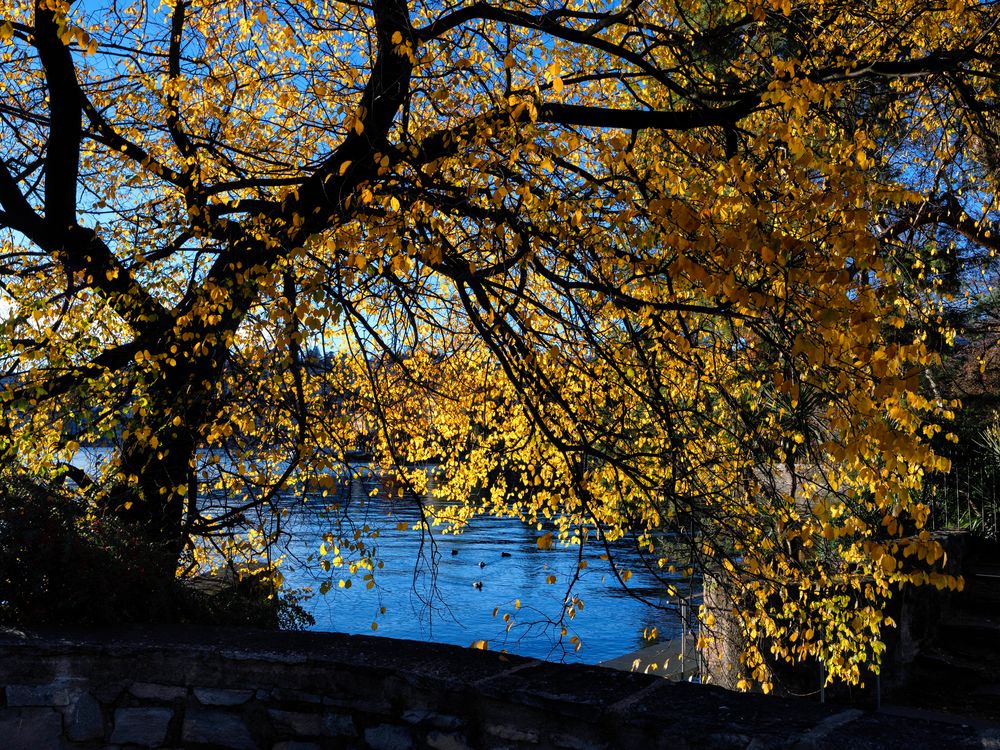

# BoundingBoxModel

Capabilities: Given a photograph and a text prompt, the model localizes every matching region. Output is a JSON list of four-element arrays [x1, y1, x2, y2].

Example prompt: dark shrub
[[0, 473, 313, 629], [0, 474, 176, 625]]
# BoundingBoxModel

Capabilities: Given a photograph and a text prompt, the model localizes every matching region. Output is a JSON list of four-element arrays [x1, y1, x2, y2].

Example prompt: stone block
[[323, 711, 356, 737], [485, 724, 539, 743], [182, 709, 256, 750], [364, 724, 415, 750], [426, 730, 473, 750], [401, 709, 463, 730], [269, 708, 322, 736], [66, 692, 104, 742], [110, 707, 173, 746], [194, 687, 255, 706], [6, 683, 71, 706], [130, 682, 187, 701], [0, 707, 64, 750]]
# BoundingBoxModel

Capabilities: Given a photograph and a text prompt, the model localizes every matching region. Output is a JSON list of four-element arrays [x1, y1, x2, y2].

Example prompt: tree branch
[[538, 98, 761, 130], [33, 2, 82, 230]]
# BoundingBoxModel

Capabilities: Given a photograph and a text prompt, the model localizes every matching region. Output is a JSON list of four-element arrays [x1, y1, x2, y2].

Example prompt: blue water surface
[[277, 471, 694, 664], [77, 449, 693, 663]]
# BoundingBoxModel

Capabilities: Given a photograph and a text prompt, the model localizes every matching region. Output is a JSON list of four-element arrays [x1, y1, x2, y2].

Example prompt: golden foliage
[[1, 0, 997, 684]]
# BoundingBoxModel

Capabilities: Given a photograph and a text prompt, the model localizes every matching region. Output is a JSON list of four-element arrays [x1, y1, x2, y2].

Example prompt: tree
[[1, 0, 997, 686]]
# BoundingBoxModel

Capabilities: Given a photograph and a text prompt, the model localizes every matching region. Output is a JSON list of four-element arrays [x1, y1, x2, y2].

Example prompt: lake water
[[77, 449, 695, 664], [276, 471, 695, 664]]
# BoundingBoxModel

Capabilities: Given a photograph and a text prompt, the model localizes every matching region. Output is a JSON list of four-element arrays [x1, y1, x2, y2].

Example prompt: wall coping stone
[[0, 625, 995, 749]]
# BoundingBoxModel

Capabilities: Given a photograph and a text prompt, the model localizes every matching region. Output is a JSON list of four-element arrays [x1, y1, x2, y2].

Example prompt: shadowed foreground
[[0, 626, 997, 749]]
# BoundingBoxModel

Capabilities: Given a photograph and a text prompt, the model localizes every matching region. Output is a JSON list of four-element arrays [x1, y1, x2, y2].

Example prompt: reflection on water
[[278, 470, 698, 665]]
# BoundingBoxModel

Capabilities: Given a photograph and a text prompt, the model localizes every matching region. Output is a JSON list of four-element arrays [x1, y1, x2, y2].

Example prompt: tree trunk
[[101, 341, 226, 576]]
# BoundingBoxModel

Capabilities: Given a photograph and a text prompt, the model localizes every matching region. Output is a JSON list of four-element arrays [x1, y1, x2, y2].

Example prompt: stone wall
[[0, 626, 990, 750]]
